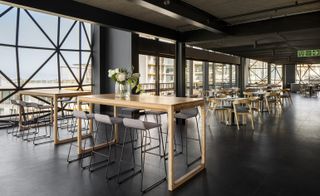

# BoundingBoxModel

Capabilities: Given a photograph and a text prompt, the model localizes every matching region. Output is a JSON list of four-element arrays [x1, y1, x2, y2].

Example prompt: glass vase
[[115, 82, 131, 99]]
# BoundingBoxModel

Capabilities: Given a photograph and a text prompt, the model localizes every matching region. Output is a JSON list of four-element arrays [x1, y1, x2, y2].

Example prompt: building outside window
[[248, 59, 268, 85], [159, 57, 175, 96], [296, 64, 320, 84], [0, 4, 92, 117]]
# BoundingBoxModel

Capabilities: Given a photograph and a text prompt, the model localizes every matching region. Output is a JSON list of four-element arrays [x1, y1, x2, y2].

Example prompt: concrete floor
[[0, 94, 320, 196]]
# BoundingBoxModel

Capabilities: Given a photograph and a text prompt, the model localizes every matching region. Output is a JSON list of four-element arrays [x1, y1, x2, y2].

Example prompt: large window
[[139, 54, 157, 95], [0, 4, 92, 117], [248, 59, 268, 85], [296, 64, 320, 84], [159, 57, 175, 96], [270, 64, 282, 86], [215, 63, 233, 88]]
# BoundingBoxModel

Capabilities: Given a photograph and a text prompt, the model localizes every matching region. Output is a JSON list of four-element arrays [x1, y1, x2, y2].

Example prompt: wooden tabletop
[[78, 94, 204, 111], [19, 89, 92, 97]]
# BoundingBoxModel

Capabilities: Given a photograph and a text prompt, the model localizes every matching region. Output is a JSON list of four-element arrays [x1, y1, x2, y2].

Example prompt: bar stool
[[116, 118, 167, 193], [7, 100, 21, 134], [18, 101, 39, 141], [31, 103, 53, 145], [67, 110, 94, 167], [88, 113, 122, 173], [175, 107, 202, 167]]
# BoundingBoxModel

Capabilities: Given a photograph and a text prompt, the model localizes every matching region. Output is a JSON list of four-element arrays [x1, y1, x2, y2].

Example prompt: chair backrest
[[123, 118, 146, 130], [233, 98, 250, 105], [11, 99, 19, 106], [265, 92, 279, 98], [243, 92, 254, 98], [73, 110, 88, 119], [94, 113, 112, 125], [27, 102, 40, 108], [233, 99, 252, 112], [180, 107, 198, 117]]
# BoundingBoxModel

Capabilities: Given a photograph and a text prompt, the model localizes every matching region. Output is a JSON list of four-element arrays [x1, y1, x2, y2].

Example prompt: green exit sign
[[297, 49, 320, 57]]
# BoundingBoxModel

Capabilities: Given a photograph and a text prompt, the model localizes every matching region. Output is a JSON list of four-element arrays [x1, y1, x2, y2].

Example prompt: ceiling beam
[[183, 11, 320, 42], [0, 0, 180, 40], [129, 0, 229, 33]]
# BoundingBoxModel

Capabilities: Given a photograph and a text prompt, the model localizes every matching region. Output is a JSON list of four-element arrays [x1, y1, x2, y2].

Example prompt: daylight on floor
[[1, 1, 320, 196]]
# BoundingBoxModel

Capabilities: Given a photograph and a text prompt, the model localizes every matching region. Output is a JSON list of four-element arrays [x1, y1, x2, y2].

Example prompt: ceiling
[[3, 0, 319, 64], [74, 0, 320, 64]]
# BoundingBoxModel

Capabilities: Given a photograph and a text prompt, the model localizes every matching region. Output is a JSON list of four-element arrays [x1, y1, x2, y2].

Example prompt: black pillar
[[283, 64, 296, 88], [92, 25, 133, 112], [175, 41, 186, 97], [203, 61, 209, 92], [239, 57, 248, 96], [267, 63, 271, 84]]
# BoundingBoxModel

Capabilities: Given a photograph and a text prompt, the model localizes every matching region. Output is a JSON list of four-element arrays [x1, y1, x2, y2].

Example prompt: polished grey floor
[[1, 94, 320, 196]]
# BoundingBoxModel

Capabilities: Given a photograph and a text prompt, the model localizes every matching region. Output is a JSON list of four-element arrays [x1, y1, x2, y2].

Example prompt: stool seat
[[123, 118, 161, 130], [175, 112, 196, 119], [94, 113, 122, 125], [145, 110, 166, 115]]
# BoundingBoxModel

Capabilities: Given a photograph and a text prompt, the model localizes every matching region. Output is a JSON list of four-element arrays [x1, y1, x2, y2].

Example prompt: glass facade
[[296, 64, 320, 84], [270, 64, 282, 86], [0, 4, 92, 117], [248, 59, 268, 85]]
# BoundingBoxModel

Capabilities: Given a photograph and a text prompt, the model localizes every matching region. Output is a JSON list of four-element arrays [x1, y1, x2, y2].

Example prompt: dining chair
[[208, 98, 229, 124], [232, 99, 254, 130], [243, 92, 260, 113], [264, 92, 282, 114], [280, 88, 293, 105]]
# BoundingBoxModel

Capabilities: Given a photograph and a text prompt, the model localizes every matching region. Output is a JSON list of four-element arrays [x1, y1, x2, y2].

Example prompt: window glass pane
[[185, 60, 190, 96], [139, 55, 156, 95], [24, 53, 58, 88], [28, 10, 57, 44], [19, 48, 56, 85], [60, 20, 79, 49], [19, 10, 54, 48], [296, 64, 320, 84], [0, 6, 16, 45], [159, 57, 174, 96], [208, 62, 214, 89], [0, 46, 17, 87], [81, 22, 91, 50], [193, 61, 203, 96], [60, 51, 80, 86], [248, 59, 268, 85]]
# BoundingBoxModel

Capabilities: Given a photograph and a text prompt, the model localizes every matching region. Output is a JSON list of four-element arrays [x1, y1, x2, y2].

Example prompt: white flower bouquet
[[108, 67, 142, 93]]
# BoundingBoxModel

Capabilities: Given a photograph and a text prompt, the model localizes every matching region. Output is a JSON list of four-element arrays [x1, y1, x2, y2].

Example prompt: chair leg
[[234, 112, 240, 130], [195, 117, 202, 154], [105, 125, 115, 179], [117, 127, 128, 184], [250, 113, 254, 130]]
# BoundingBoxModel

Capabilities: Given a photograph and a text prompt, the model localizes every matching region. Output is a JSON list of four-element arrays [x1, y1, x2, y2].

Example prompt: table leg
[[77, 99, 83, 154], [53, 95, 58, 144], [200, 104, 206, 165], [89, 103, 93, 135], [114, 106, 118, 143], [167, 106, 174, 191], [19, 94, 23, 130]]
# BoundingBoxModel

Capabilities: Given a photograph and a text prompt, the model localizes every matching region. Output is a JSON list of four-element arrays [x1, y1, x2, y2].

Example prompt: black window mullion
[[24, 10, 57, 48], [15, 8, 21, 89], [0, 6, 13, 18], [79, 22, 82, 90], [57, 17, 61, 89]]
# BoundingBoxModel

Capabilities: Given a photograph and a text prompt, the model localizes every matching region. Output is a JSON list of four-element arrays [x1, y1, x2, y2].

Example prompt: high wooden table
[[77, 94, 206, 191], [18, 89, 92, 144]]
